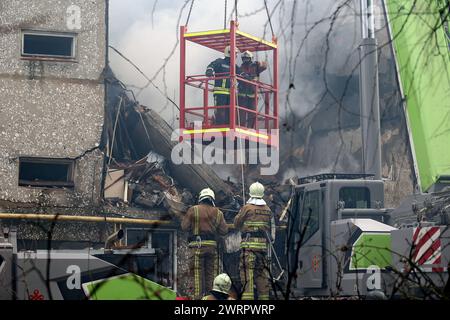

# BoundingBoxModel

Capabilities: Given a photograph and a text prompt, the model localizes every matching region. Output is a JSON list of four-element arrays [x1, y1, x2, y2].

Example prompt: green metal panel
[[386, 0, 450, 191], [83, 273, 177, 300], [351, 233, 392, 270]]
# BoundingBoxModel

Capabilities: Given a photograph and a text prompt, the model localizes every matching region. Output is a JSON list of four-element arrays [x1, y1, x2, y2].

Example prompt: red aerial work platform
[[179, 21, 279, 148]]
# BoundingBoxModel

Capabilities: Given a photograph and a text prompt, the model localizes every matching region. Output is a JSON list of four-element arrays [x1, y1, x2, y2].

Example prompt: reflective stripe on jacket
[[181, 204, 228, 247], [206, 57, 240, 95], [234, 203, 272, 251]]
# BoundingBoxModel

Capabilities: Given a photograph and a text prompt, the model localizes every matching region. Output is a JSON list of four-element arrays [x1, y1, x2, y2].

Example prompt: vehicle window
[[299, 190, 320, 242], [339, 187, 370, 208]]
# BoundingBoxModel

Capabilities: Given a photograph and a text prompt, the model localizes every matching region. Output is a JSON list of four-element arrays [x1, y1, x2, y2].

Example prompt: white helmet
[[224, 45, 239, 58], [242, 50, 253, 60], [199, 188, 215, 202], [249, 182, 265, 199], [213, 273, 232, 294]]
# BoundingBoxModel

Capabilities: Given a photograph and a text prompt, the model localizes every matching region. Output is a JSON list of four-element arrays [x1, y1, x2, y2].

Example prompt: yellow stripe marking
[[185, 29, 276, 49], [184, 127, 270, 140], [185, 29, 229, 38], [247, 252, 255, 300], [189, 240, 217, 247], [236, 128, 269, 139], [194, 206, 199, 235], [184, 128, 230, 135], [194, 249, 200, 298], [236, 30, 277, 49], [244, 222, 269, 225]]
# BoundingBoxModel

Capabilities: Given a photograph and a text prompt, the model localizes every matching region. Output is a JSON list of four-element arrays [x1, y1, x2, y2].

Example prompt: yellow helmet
[[213, 273, 232, 294], [199, 188, 215, 202], [249, 182, 265, 198]]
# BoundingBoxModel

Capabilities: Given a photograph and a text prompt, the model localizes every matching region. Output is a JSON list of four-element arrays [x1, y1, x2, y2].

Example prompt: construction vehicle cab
[[287, 174, 392, 296], [287, 173, 450, 298], [179, 21, 279, 148]]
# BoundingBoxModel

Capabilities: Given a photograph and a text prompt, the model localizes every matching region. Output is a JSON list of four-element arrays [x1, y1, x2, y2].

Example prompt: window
[[19, 158, 74, 188], [125, 229, 175, 287], [299, 191, 320, 242], [22, 30, 76, 59], [126, 229, 152, 248], [339, 187, 371, 209]]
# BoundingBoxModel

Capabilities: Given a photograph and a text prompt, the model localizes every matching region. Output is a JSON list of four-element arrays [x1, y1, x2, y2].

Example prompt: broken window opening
[[125, 228, 176, 288], [19, 158, 75, 188], [21, 30, 76, 59]]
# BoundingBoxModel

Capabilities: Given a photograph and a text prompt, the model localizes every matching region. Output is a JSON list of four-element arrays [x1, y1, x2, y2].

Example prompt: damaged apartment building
[[0, 0, 226, 295]]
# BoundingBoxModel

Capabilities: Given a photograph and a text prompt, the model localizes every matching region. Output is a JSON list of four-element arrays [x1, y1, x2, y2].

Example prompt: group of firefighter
[[205, 45, 268, 127], [179, 48, 272, 300], [181, 182, 274, 300]]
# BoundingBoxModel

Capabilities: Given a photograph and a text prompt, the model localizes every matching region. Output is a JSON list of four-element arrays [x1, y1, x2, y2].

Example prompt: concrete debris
[[104, 68, 235, 207], [146, 151, 166, 169], [104, 160, 195, 216]]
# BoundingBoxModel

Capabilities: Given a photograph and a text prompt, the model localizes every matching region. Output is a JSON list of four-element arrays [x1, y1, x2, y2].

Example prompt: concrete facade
[[0, 0, 107, 208]]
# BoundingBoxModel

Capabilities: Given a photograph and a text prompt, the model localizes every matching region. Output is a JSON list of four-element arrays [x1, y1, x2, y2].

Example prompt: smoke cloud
[[108, 0, 389, 181]]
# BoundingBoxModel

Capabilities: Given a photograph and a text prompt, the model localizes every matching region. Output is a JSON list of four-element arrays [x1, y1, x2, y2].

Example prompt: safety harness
[[188, 206, 220, 248]]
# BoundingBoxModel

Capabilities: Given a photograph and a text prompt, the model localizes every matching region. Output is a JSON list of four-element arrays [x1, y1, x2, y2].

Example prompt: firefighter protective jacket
[[238, 61, 268, 96], [181, 204, 228, 246], [234, 203, 272, 251], [206, 57, 240, 95]]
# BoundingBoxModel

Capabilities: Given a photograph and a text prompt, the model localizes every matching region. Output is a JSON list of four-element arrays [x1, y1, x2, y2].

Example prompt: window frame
[[338, 186, 371, 209], [125, 228, 153, 249], [18, 157, 75, 188], [125, 228, 176, 289], [21, 30, 77, 61], [299, 190, 321, 243]]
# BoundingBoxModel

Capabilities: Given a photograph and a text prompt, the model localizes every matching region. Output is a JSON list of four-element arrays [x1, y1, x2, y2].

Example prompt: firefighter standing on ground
[[234, 182, 275, 300], [202, 273, 235, 300], [205, 46, 240, 125], [238, 51, 268, 128], [181, 188, 229, 299]]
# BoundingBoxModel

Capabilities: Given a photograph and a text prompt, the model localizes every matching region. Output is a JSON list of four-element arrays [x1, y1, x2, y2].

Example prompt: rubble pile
[[103, 154, 195, 219], [104, 70, 292, 224], [104, 155, 292, 225]]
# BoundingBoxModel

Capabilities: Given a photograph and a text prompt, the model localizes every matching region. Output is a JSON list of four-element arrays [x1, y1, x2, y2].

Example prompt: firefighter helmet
[[213, 273, 232, 294], [242, 50, 253, 60], [224, 45, 239, 57], [199, 188, 215, 202], [249, 182, 265, 198]]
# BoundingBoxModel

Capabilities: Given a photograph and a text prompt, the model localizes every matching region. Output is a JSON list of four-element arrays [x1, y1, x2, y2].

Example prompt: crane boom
[[384, 0, 450, 192]]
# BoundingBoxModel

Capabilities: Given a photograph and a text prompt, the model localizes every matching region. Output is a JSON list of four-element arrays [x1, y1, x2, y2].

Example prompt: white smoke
[[109, 0, 280, 125], [108, 0, 373, 181], [109, 0, 364, 121]]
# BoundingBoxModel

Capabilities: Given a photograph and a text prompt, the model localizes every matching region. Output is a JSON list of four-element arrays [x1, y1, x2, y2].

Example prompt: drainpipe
[[359, 0, 382, 180]]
